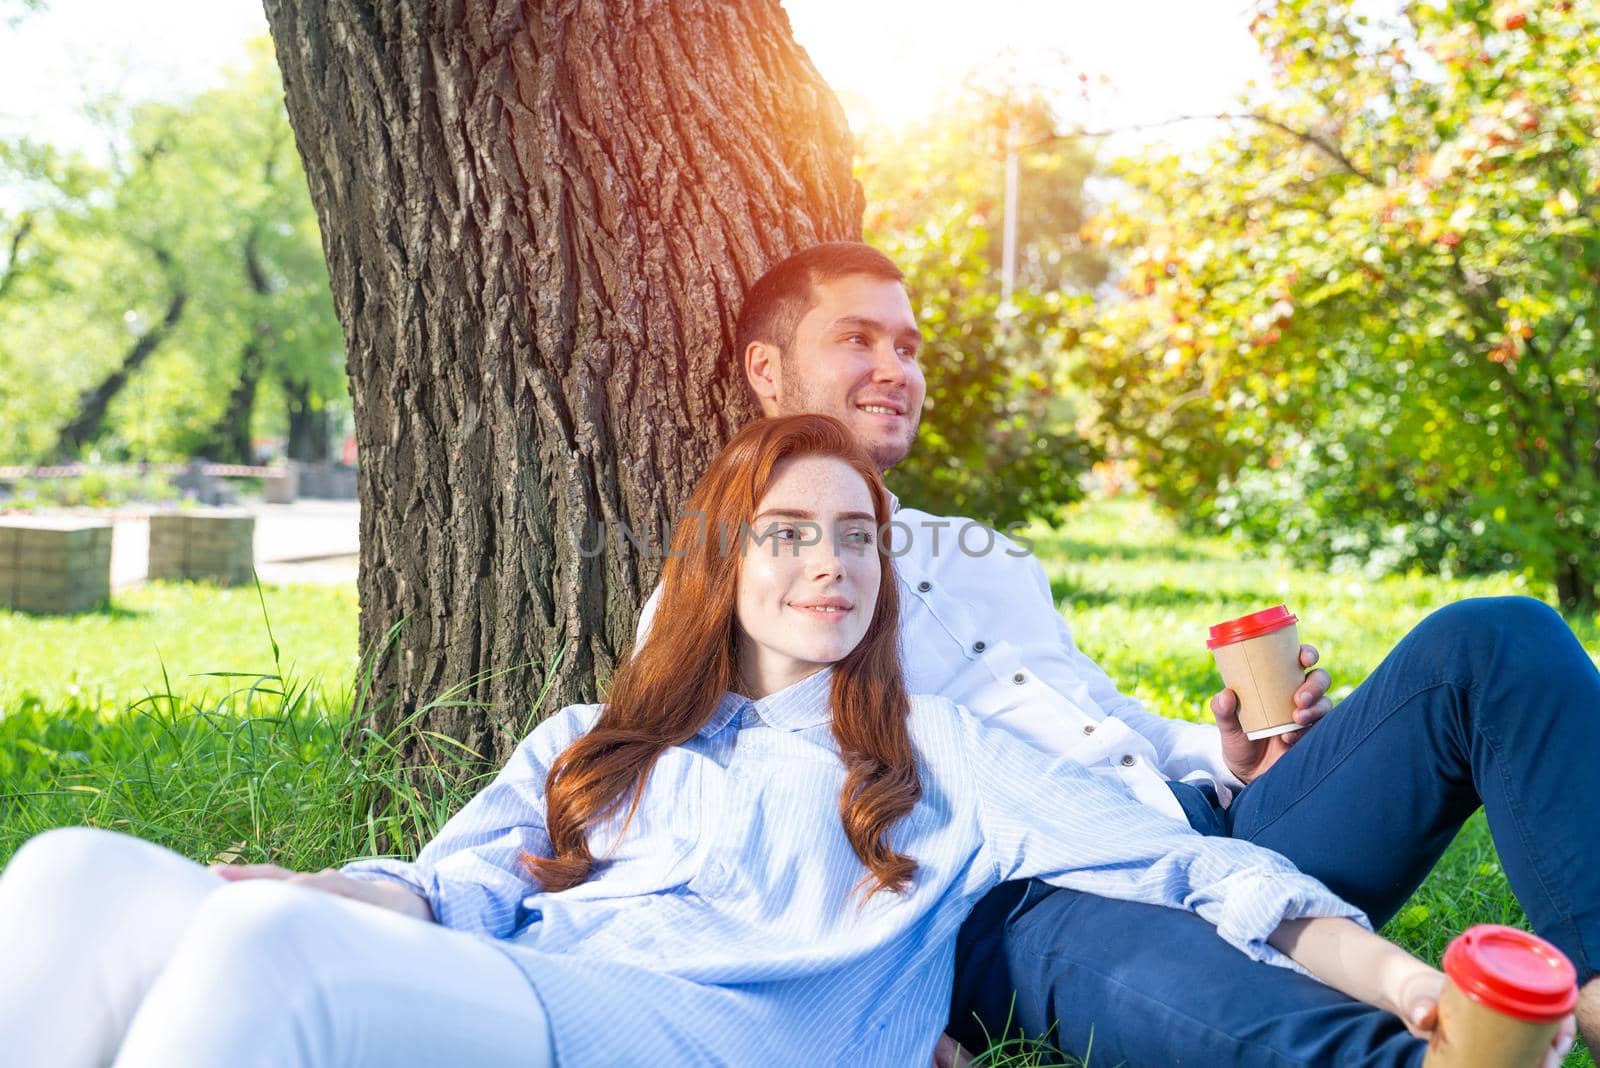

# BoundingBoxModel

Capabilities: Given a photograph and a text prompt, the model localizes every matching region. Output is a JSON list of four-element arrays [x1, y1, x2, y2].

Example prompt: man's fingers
[[1210, 687, 1240, 722], [1295, 668, 1332, 706], [1299, 643, 1320, 668], [1296, 697, 1333, 725]]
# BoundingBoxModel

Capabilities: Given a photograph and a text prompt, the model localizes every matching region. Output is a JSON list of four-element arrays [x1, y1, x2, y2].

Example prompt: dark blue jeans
[[948, 597, 1600, 1066]]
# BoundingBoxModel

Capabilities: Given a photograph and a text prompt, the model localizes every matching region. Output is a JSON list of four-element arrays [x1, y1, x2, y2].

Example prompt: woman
[[0, 415, 1573, 1067]]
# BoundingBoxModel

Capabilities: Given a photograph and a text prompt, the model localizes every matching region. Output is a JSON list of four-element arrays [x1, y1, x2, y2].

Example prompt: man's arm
[[1027, 555, 1331, 786]]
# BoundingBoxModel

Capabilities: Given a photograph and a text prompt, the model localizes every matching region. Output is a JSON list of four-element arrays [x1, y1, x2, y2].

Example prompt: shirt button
[[1082, 723, 1096, 735], [973, 641, 987, 653], [1012, 672, 1026, 685], [1121, 754, 1136, 767], [917, 581, 931, 593]]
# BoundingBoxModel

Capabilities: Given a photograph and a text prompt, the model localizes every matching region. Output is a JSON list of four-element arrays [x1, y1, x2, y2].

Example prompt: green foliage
[[1076, 0, 1600, 608], [859, 86, 1104, 527], [0, 38, 346, 465]]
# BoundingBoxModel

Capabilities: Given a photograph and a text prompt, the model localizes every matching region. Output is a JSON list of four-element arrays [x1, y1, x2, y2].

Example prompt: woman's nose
[[809, 540, 846, 579]]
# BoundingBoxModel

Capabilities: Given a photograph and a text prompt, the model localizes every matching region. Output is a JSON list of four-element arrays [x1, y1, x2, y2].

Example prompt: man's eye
[[845, 334, 869, 345], [897, 345, 919, 359]]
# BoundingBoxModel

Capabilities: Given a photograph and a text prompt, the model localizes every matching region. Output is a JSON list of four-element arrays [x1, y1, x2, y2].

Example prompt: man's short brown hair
[[735, 242, 905, 363]]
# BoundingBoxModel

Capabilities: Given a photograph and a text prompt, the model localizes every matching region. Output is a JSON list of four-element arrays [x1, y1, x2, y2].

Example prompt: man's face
[[759, 275, 925, 471]]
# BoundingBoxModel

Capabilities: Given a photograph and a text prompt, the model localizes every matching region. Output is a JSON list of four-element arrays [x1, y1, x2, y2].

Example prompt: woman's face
[[733, 455, 882, 697]]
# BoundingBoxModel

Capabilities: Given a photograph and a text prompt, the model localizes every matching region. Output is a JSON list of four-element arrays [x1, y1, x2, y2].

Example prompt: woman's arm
[[212, 863, 435, 923], [1268, 917, 1441, 1036], [217, 704, 601, 937], [1270, 918, 1577, 1065]]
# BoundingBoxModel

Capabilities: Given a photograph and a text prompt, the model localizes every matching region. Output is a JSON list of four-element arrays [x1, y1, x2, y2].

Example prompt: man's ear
[[744, 340, 782, 413]]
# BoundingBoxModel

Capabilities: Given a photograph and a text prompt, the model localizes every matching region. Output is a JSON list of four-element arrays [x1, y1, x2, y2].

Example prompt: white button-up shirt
[[639, 499, 1241, 823]]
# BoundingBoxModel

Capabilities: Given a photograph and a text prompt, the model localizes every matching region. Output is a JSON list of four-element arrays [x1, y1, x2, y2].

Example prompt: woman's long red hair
[[524, 414, 920, 897]]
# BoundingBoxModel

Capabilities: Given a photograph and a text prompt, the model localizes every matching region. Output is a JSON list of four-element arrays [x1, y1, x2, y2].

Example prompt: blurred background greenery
[[5, 0, 1596, 608]]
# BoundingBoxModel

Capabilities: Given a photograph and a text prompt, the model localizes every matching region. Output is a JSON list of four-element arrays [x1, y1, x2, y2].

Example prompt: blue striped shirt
[[343, 668, 1365, 1066]]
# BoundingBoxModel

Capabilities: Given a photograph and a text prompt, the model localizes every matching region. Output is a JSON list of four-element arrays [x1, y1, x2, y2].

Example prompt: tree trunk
[[200, 340, 264, 465], [52, 282, 187, 461], [199, 232, 274, 465], [284, 378, 331, 462], [263, 0, 861, 780], [0, 213, 35, 304], [1555, 559, 1598, 615]]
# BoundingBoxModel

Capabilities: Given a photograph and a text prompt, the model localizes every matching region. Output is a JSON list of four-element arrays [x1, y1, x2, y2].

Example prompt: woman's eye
[[769, 526, 796, 541], [842, 529, 873, 547]]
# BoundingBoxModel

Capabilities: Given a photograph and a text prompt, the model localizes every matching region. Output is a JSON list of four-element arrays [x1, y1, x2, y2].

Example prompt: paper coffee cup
[[1423, 925, 1577, 1068], [1206, 605, 1304, 741]]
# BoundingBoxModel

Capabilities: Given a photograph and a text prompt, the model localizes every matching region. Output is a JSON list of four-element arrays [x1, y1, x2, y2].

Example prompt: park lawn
[[0, 496, 1594, 1066], [0, 580, 360, 711]]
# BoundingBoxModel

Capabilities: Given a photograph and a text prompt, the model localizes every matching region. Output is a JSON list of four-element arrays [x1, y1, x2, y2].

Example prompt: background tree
[[261, 0, 861, 774], [0, 43, 345, 465], [1078, 0, 1600, 609], [861, 83, 1105, 525]]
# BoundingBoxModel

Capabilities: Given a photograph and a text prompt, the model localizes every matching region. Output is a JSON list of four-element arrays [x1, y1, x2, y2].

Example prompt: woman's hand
[[1386, 962, 1445, 1039], [1388, 964, 1576, 1067], [210, 862, 435, 923], [931, 1033, 972, 1068]]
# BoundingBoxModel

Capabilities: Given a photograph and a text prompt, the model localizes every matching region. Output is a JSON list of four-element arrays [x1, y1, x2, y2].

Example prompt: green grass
[[0, 499, 1595, 1066], [0, 580, 359, 711]]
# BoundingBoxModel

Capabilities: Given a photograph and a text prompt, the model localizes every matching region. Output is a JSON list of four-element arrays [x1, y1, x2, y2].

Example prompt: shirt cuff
[[1212, 871, 1372, 975], [340, 858, 444, 917]]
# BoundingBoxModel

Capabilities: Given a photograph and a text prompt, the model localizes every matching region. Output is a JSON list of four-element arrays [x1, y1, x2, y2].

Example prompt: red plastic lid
[[1206, 604, 1298, 650], [1442, 925, 1578, 1023]]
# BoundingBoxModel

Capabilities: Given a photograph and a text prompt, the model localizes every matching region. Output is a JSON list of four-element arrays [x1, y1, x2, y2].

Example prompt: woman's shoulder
[[906, 692, 981, 745], [515, 702, 606, 758]]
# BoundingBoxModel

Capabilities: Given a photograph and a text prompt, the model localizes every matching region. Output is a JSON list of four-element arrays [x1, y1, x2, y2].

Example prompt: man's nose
[[871, 340, 907, 384]]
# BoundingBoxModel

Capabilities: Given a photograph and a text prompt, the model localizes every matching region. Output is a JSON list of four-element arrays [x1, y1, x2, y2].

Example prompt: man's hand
[[1210, 644, 1331, 785], [210, 862, 435, 923]]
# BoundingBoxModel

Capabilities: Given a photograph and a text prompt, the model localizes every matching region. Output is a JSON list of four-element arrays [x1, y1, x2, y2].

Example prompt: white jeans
[[0, 827, 554, 1068]]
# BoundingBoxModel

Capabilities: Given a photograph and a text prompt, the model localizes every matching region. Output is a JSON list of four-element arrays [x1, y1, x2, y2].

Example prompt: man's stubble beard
[[775, 360, 919, 472]]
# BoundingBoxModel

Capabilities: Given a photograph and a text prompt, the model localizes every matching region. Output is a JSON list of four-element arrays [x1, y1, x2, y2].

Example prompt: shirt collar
[[885, 486, 901, 514], [702, 666, 835, 736], [753, 666, 835, 730], [699, 690, 751, 738]]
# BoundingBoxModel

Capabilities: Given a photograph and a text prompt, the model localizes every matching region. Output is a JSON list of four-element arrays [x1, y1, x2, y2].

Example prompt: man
[[641, 242, 1597, 1065]]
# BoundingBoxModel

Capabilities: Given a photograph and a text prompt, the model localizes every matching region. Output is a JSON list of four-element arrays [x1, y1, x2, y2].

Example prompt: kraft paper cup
[[1206, 605, 1304, 741], [1423, 925, 1577, 1068]]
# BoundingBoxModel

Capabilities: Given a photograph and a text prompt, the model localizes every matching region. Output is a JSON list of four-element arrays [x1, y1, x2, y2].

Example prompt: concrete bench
[[148, 510, 257, 586], [0, 517, 113, 614]]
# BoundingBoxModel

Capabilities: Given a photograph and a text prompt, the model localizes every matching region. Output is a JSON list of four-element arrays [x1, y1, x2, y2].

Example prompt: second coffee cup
[[1422, 924, 1577, 1068], [1206, 604, 1305, 740]]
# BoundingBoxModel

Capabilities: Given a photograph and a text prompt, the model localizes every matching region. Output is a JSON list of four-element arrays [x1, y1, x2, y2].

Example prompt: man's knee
[[1418, 595, 1566, 649], [1409, 596, 1578, 678]]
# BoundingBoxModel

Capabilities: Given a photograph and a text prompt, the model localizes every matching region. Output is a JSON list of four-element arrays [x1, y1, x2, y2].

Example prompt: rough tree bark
[[263, 1, 861, 778]]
